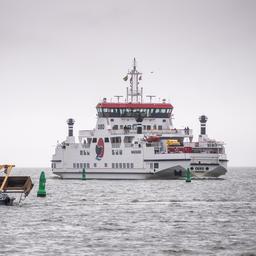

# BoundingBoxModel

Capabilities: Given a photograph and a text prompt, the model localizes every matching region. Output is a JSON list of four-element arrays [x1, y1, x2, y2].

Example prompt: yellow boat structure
[[0, 165, 33, 205]]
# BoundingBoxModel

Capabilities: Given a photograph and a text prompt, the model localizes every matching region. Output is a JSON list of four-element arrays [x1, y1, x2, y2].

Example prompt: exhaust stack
[[67, 118, 75, 137], [199, 115, 208, 135]]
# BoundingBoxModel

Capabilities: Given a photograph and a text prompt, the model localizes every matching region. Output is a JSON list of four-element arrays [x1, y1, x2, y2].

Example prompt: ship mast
[[125, 58, 143, 103]]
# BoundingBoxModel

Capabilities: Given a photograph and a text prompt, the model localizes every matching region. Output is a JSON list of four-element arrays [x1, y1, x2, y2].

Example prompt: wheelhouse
[[96, 103, 173, 118]]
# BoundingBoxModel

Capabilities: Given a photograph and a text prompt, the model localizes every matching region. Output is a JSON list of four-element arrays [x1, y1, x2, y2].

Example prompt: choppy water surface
[[1, 167, 256, 256]]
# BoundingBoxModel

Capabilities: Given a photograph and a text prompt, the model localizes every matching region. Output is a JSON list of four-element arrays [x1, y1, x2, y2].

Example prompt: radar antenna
[[123, 58, 143, 103]]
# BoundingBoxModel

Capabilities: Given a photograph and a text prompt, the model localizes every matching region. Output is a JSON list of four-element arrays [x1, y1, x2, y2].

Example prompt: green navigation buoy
[[82, 168, 86, 180], [185, 168, 192, 182], [37, 171, 46, 197]]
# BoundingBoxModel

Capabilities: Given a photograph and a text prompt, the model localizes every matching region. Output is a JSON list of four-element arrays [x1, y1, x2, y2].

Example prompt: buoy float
[[37, 171, 46, 197], [185, 168, 192, 182], [82, 168, 86, 180]]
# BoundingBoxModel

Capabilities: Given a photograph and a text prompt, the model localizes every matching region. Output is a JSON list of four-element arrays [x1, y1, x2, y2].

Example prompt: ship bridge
[[96, 58, 173, 119], [96, 102, 173, 118]]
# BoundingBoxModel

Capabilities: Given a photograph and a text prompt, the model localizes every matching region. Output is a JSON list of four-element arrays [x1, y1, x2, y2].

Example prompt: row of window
[[80, 150, 90, 155], [112, 150, 122, 155], [112, 124, 164, 130], [98, 124, 105, 130], [74, 163, 90, 169], [149, 163, 159, 169], [72, 162, 135, 169], [131, 150, 141, 154], [98, 108, 171, 114], [112, 163, 134, 169], [97, 124, 166, 131], [97, 108, 172, 118]]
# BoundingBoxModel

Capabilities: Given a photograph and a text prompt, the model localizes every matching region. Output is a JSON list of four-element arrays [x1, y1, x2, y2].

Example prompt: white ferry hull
[[52, 163, 226, 179], [53, 165, 187, 180], [53, 169, 154, 180], [190, 163, 227, 178]]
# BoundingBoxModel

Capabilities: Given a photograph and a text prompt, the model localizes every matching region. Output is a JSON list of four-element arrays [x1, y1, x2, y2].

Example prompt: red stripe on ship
[[96, 103, 173, 109]]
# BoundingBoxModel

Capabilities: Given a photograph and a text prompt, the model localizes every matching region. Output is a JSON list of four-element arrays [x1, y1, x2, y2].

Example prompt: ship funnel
[[67, 118, 75, 137], [199, 115, 208, 135]]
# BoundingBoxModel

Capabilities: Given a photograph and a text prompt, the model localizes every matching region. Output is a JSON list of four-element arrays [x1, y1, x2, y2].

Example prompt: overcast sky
[[0, 0, 255, 167]]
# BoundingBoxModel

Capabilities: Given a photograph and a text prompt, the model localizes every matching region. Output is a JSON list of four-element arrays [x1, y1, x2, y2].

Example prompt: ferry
[[51, 59, 228, 179]]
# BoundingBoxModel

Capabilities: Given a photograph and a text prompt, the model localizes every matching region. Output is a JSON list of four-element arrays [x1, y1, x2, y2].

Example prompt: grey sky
[[0, 0, 255, 167]]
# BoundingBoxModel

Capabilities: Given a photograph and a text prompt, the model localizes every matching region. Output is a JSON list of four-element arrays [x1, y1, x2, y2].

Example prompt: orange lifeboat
[[145, 136, 161, 142]]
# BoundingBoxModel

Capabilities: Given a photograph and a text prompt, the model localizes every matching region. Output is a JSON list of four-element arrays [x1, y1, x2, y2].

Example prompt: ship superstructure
[[51, 59, 228, 179]]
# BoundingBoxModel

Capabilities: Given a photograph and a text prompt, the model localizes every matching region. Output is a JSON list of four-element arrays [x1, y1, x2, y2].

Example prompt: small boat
[[0, 165, 33, 206]]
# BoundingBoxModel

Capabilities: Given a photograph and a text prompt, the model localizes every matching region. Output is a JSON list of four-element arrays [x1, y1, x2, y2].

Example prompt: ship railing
[[79, 130, 94, 138], [110, 129, 192, 136], [184, 142, 224, 148]]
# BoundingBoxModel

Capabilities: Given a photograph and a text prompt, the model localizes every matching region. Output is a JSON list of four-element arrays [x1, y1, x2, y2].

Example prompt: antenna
[[114, 95, 123, 103], [146, 95, 156, 103], [124, 58, 143, 103]]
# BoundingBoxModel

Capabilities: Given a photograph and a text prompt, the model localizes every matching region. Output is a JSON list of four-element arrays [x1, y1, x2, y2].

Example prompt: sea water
[[0, 167, 256, 256]]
